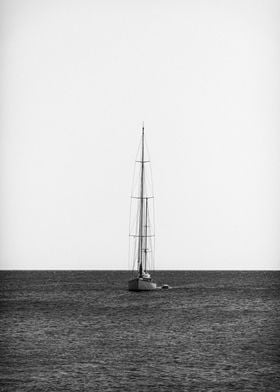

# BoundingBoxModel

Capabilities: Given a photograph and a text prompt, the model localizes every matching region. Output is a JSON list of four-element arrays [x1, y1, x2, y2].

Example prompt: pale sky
[[1, 0, 280, 270]]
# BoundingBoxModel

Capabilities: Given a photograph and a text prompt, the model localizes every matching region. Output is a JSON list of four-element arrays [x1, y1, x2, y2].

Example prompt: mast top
[[142, 122, 144, 135]]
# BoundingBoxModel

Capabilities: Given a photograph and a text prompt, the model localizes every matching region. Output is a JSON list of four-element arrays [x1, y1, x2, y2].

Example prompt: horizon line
[[1, 268, 279, 272]]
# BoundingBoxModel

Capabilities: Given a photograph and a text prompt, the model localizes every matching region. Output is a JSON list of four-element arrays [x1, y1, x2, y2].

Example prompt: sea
[[0, 271, 279, 391]]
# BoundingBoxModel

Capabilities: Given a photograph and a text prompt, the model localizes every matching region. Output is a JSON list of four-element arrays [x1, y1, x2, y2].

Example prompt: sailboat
[[128, 124, 158, 291]]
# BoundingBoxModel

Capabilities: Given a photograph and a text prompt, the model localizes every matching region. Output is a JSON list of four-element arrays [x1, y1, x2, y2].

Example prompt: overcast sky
[[1, 0, 280, 270]]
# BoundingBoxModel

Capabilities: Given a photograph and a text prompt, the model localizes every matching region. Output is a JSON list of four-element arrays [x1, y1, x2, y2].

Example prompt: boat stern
[[128, 277, 157, 291]]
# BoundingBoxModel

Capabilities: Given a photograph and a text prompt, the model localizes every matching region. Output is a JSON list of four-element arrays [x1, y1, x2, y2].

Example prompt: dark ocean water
[[0, 271, 279, 391]]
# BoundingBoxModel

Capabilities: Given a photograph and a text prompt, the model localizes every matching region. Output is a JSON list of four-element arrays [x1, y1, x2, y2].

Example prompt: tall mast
[[138, 124, 145, 276], [144, 197, 148, 272]]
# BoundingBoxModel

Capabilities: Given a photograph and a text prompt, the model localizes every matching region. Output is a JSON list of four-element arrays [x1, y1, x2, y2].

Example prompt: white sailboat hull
[[128, 278, 157, 291]]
